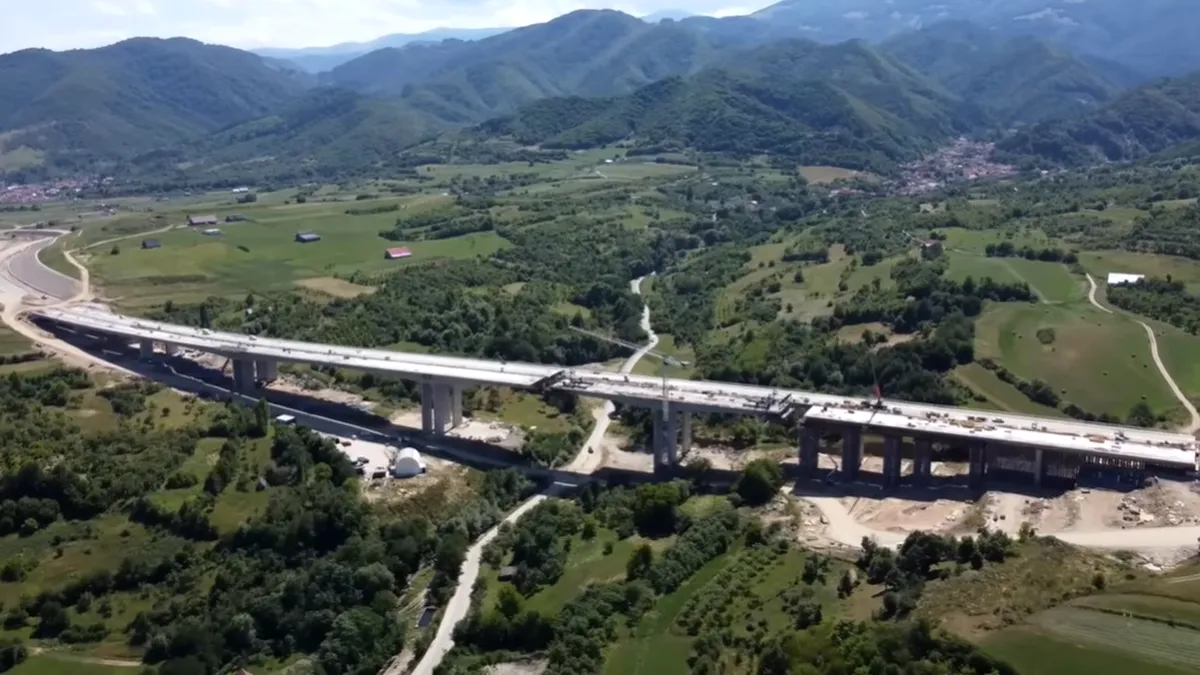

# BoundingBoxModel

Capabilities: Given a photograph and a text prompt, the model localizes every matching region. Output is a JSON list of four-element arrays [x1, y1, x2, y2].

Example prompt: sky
[[1, 0, 774, 54]]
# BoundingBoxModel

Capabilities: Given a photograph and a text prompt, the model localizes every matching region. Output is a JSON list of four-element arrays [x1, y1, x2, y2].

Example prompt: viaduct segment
[[34, 304, 1200, 490]]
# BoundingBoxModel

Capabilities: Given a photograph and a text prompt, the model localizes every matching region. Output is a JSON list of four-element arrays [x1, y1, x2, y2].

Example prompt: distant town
[[0, 177, 111, 205], [892, 138, 1018, 196]]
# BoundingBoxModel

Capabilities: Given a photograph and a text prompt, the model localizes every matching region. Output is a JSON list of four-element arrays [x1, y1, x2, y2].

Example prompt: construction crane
[[568, 325, 689, 419]]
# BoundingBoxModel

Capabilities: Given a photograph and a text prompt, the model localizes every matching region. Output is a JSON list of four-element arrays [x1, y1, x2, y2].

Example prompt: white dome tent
[[391, 447, 427, 478]]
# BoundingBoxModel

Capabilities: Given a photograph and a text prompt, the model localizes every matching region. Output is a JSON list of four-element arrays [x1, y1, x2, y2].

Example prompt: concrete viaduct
[[35, 305, 1200, 488]]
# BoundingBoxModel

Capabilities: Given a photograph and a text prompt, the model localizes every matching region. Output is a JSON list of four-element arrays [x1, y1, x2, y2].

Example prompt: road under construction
[[34, 303, 1200, 490]]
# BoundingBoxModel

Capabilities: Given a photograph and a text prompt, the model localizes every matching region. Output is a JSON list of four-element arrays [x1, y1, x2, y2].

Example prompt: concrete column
[[969, 442, 988, 489], [841, 427, 862, 481], [255, 359, 278, 383], [799, 427, 820, 477], [139, 340, 154, 359], [1034, 448, 1045, 487], [431, 384, 451, 436], [232, 358, 255, 393], [652, 405, 678, 473], [420, 383, 435, 434], [680, 412, 693, 455], [164, 343, 179, 357], [882, 435, 902, 489], [451, 385, 464, 428], [913, 437, 933, 485]]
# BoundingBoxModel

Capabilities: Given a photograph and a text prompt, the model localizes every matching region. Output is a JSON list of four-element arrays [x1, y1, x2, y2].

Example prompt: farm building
[[391, 447, 426, 478], [225, 214, 247, 223], [295, 232, 321, 243], [141, 239, 161, 249], [1107, 273, 1145, 286], [385, 247, 413, 260], [202, 228, 221, 236], [187, 215, 218, 226]]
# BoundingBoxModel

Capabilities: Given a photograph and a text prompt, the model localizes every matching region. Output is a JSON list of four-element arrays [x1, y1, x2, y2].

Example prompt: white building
[[391, 447, 427, 478], [1107, 273, 1145, 286]]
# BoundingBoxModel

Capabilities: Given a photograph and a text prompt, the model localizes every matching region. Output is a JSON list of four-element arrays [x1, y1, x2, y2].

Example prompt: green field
[[983, 626, 1193, 675], [5, 655, 136, 675], [1080, 250, 1200, 295], [952, 363, 1066, 416], [82, 194, 511, 306], [944, 252, 1084, 303], [975, 302, 1178, 419]]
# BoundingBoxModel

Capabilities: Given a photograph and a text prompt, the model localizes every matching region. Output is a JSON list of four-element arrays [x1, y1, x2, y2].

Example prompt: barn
[[385, 247, 413, 260], [141, 239, 161, 249], [391, 447, 426, 478], [295, 232, 321, 243]]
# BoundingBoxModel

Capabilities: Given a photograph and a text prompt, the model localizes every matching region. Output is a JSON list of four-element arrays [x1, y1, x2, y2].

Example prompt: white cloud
[[0, 0, 776, 54]]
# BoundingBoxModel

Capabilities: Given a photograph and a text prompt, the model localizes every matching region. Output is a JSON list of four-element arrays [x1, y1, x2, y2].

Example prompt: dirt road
[[1086, 274, 1200, 433], [409, 275, 657, 675]]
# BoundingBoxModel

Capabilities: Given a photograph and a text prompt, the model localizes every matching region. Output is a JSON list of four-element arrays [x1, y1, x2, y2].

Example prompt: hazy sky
[[2, 0, 772, 53]]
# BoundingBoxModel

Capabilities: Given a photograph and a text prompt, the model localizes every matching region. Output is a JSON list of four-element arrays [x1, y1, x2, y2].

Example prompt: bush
[[735, 459, 783, 506]]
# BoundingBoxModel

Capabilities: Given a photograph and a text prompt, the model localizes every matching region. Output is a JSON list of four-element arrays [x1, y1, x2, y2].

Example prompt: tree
[[626, 543, 654, 581], [1127, 400, 1156, 428], [253, 398, 270, 436], [736, 459, 783, 506], [110, 244, 120, 255], [837, 570, 855, 598], [0, 638, 27, 673], [34, 602, 69, 638], [496, 585, 524, 620]]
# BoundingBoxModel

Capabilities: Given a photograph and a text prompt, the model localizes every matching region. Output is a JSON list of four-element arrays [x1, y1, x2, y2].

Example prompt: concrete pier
[[139, 341, 154, 359], [432, 384, 451, 436], [882, 435, 902, 488], [1034, 448, 1045, 486], [680, 412, 692, 455], [913, 437, 933, 485], [164, 343, 179, 357], [232, 358, 256, 393], [255, 359, 278, 383], [420, 383, 434, 434], [799, 427, 820, 477], [969, 441, 988, 489], [452, 384, 464, 428], [652, 406, 678, 472], [841, 427, 862, 481]]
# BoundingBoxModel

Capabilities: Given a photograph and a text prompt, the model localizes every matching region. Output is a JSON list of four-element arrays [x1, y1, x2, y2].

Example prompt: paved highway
[[1, 231, 79, 300], [36, 304, 1199, 467]]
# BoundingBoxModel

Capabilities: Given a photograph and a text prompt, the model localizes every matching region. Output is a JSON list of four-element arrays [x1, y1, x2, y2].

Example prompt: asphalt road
[[2, 235, 78, 300]]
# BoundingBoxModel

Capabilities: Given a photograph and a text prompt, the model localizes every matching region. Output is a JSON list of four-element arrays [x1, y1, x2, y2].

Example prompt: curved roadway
[[1087, 273, 1200, 434]]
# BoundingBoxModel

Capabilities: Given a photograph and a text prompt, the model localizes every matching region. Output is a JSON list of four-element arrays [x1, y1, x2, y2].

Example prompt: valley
[[3, 4, 1200, 675]]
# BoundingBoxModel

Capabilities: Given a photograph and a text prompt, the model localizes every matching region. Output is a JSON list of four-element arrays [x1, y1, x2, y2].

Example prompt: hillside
[[130, 88, 443, 182], [0, 38, 307, 176], [753, 0, 1200, 77], [324, 10, 788, 124], [479, 40, 973, 172], [881, 22, 1126, 124], [996, 72, 1200, 166], [254, 27, 508, 73]]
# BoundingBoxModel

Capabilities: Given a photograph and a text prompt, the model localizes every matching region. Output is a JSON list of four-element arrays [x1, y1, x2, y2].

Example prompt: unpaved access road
[[407, 275, 657, 675]]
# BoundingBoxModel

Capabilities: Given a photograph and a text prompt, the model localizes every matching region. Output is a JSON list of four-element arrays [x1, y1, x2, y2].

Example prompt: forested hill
[[129, 88, 447, 185], [478, 40, 975, 172], [323, 9, 797, 124], [0, 38, 307, 175], [881, 22, 1127, 125], [996, 72, 1200, 167]]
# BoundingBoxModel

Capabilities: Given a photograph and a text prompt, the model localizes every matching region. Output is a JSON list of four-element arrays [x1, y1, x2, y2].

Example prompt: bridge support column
[[652, 406, 678, 474], [452, 385, 464, 428], [798, 426, 820, 478], [431, 384, 451, 436], [420, 383, 435, 434], [680, 412, 692, 456], [969, 442, 988, 489], [255, 359, 278, 383], [164, 343, 179, 357], [882, 435, 902, 489], [841, 427, 862, 482], [232, 358, 256, 393], [1034, 448, 1046, 487], [912, 437, 933, 486], [139, 340, 154, 360]]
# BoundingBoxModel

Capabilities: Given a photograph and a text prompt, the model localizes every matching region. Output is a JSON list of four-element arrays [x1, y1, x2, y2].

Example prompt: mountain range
[[750, 0, 1200, 78], [2, 8, 1200, 182]]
